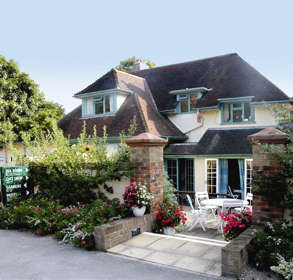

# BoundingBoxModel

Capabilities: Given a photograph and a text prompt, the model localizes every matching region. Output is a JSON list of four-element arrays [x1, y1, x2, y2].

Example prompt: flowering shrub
[[155, 202, 187, 230], [122, 183, 153, 208], [270, 254, 293, 279], [248, 221, 293, 271], [219, 208, 252, 241], [0, 196, 129, 250]]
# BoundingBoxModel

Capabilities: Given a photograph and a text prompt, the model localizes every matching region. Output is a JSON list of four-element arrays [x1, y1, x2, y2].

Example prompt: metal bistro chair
[[227, 185, 239, 199], [186, 194, 206, 232], [195, 191, 217, 219]]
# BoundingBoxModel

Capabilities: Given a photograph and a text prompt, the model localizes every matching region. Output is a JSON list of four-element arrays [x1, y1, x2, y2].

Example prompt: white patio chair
[[227, 185, 239, 199], [235, 193, 253, 212], [195, 191, 217, 219], [218, 200, 244, 234], [186, 194, 206, 231]]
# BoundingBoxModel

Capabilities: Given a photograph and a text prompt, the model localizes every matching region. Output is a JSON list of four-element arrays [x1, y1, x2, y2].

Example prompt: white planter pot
[[163, 227, 176, 236], [132, 206, 146, 217]]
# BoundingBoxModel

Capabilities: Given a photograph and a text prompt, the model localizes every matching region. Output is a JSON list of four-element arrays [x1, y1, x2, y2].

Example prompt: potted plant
[[155, 202, 187, 235], [122, 183, 153, 217]]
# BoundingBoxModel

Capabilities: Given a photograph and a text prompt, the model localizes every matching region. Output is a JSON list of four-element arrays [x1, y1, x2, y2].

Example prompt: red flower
[[35, 231, 40, 235], [74, 226, 78, 230]]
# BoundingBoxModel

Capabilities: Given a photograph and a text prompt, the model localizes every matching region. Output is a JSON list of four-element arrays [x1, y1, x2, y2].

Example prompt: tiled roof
[[164, 127, 269, 155], [132, 53, 290, 111], [59, 69, 184, 138]]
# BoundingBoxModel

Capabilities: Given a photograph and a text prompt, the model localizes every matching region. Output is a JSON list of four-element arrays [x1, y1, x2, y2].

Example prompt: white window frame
[[244, 159, 253, 198], [204, 159, 219, 194]]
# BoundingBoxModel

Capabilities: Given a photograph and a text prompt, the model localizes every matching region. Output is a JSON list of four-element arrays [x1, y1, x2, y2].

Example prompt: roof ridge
[[133, 93, 149, 133], [131, 53, 238, 74]]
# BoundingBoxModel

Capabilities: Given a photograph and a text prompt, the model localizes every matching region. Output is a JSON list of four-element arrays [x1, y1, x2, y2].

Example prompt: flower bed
[[0, 196, 130, 250], [219, 208, 252, 241], [248, 221, 293, 276]]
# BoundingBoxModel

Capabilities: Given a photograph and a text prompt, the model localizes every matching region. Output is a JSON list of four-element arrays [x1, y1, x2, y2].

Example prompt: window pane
[[95, 102, 103, 114], [105, 95, 110, 112], [206, 160, 217, 194], [244, 103, 251, 121], [179, 95, 188, 112], [233, 109, 243, 122], [190, 94, 197, 111], [223, 104, 230, 122]]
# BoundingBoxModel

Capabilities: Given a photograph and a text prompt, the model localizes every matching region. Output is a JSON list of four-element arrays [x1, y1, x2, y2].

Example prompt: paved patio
[[108, 231, 228, 277]]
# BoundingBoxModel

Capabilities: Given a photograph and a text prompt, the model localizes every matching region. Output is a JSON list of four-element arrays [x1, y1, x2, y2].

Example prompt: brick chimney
[[133, 59, 149, 71]]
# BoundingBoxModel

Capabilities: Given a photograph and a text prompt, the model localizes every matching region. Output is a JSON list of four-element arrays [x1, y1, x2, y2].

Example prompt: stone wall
[[222, 226, 259, 277], [94, 214, 153, 251]]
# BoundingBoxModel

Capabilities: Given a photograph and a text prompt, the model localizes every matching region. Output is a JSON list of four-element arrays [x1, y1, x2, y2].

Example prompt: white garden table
[[201, 198, 248, 209]]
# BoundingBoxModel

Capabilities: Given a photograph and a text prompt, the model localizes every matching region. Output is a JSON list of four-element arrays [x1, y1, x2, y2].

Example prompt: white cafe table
[[201, 198, 248, 209]]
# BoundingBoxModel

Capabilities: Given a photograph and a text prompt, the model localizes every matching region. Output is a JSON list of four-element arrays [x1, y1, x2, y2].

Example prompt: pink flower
[[107, 204, 112, 208], [78, 234, 82, 239], [56, 209, 60, 213], [34, 207, 39, 211], [74, 226, 78, 230], [114, 197, 120, 201], [13, 205, 17, 209], [82, 241, 86, 245], [44, 197, 48, 200], [52, 221, 56, 225], [106, 197, 110, 201], [101, 207, 105, 211], [103, 218, 107, 222], [35, 231, 40, 235]]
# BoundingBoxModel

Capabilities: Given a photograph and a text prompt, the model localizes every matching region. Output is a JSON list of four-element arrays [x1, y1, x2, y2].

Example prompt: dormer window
[[74, 88, 132, 118], [218, 96, 255, 124], [169, 87, 212, 114]]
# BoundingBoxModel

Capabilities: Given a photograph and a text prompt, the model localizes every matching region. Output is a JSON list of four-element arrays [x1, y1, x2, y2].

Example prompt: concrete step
[[143, 232, 228, 247]]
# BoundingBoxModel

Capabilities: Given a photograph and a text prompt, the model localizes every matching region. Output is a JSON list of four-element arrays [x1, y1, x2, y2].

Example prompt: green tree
[[0, 56, 64, 143], [116, 56, 156, 72]]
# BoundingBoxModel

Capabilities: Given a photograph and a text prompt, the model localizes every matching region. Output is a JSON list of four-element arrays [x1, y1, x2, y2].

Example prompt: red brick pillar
[[126, 133, 167, 213], [248, 128, 288, 224]]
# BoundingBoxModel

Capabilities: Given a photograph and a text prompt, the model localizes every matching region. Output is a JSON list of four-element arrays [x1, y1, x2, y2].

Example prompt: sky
[[1, 0, 293, 113]]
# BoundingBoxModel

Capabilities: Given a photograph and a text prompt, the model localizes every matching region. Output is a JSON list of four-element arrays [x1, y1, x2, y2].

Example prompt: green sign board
[[0, 166, 28, 204]]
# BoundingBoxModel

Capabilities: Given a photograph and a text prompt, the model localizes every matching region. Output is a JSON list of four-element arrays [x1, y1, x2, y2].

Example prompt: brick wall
[[94, 214, 152, 251], [248, 128, 288, 224], [126, 133, 167, 212]]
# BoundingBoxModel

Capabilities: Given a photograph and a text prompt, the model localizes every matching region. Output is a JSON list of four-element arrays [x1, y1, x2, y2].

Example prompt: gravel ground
[[239, 266, 279, 280]]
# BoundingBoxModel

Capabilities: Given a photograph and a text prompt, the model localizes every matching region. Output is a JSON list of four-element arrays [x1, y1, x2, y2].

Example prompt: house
[[58, 53, 292, 199]]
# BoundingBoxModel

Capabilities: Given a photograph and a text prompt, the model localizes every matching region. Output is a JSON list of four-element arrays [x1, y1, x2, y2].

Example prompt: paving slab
[[147, 237, 186, 251], [123, 233, 161, 247], [173, 256, 214, 274], [144, 251, 180, 266], [175, 241, 211, 257]]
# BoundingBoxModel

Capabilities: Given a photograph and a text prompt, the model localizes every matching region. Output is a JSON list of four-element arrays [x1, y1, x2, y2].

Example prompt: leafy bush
[[248, 221, 293, 271], [11, 125, 134, 205], [0, 196, 129, 250], [154, 202, 186, 231], [163, 172, 177, 204], [122, 183, 153, 209], [219, 208, 252, 241]]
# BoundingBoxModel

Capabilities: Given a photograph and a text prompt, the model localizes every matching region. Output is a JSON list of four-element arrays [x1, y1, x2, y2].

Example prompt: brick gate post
[[248, 128, 288, 224], [126, 133, 167, 213]]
